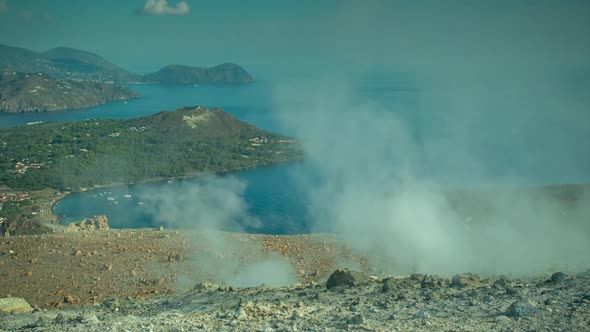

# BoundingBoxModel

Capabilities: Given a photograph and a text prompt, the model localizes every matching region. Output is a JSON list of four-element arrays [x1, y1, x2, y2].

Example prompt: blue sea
[[2, 80, 588, 234]]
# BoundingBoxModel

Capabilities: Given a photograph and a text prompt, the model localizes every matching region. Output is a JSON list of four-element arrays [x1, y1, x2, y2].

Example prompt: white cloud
[[141, 0, 189, 16], [0, 0, 8, 13]]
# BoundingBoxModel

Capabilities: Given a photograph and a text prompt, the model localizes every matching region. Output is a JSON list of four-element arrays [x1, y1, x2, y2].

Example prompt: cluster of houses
[[14, 162, 43, 174], [247, 137, 296, 151], [128, 126, 148, 132], [0, 192, 31, 210], [249, 137, 269, 145], [1, 192, 30, 203], [249, 137, 296, 145]]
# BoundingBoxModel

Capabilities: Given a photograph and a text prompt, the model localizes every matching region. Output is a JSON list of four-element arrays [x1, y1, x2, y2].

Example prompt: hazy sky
[[1, 0, 589, 77]]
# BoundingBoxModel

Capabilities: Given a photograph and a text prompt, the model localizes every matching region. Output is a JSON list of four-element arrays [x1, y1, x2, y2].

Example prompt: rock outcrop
[[68, 215, 110, 231], [0, 71, 139, 113], [0, 297, 33, 314], [326, 269, 367, 290], [451, 273, 481, 288]]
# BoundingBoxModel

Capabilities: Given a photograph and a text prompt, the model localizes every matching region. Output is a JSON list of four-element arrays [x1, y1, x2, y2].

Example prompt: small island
[[142, 63, 253, 85], [0, 71, 139, 112]]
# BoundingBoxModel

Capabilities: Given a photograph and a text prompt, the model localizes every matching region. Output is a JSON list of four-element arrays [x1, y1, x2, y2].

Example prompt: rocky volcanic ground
[[0, 268, 589, 331], [0, 228, 589, 331]]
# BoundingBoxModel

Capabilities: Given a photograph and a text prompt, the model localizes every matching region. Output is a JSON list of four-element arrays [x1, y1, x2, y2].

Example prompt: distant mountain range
[[0, 71, 139, 112], [0, 44, 253, 85], [0, 44, 254, 112], [0, 45, 141, 83]]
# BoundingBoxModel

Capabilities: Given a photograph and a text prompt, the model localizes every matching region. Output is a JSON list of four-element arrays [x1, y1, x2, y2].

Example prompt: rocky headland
[[0, 71, 139, 112]]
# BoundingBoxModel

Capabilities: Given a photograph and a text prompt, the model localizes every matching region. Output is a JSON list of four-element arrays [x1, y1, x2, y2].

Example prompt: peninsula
[[0, 106, 301, 234], [0, 71, 139, 112], [0, 106, 301, 190]]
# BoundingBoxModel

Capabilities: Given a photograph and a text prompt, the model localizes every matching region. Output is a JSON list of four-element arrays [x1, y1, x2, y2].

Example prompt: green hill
[[143, 63, 253, 84], [0, 106, 302, 190], [0, 44, 253, 85], [0, 71, 139, 112], [0, 44, 140, 83]]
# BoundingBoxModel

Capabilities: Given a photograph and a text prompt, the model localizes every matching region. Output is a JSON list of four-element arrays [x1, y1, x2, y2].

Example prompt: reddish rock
[[73, 215, 110, 231]]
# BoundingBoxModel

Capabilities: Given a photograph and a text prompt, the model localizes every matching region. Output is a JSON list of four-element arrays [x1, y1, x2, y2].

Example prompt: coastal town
[[0, 188, 64, 237], [13, 162, 44, 175]]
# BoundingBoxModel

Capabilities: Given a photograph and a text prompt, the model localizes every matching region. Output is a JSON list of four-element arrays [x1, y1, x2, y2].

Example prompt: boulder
[[326, 269, 367, 290], [103, 295, 120, 309], [0, 297, 33, 314], [550, 272, 568, 283], [382, 277, 399, 292], [421, 275, 446, 288], [493, 277, 509, 289], [193, 281, 220, 292], [347, 314, 365, 325], [451, 273, 480, 288], [504, 299, 538, 318], [54, 313, 67, 323]]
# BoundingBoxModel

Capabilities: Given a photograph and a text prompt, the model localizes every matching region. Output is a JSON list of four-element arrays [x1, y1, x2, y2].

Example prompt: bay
[[2, 79, 588, 234], [0, 83, 279, 131]]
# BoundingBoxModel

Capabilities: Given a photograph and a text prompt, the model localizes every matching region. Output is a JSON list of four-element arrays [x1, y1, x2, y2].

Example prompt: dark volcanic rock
[[550, 272, 569, 283], [347, 314, 365, 325], [493, 277, 509, 289], [506, 287, 521, 296], [54, 313, 67, 324], [382, 277, 399, 293], [451, 273, 481, 288], [410, 273, 423, 281], [421, 275, 446, 288], [102, 295, 120, 310], [504, 299, 538, 318], [326, 269, 367, 290]]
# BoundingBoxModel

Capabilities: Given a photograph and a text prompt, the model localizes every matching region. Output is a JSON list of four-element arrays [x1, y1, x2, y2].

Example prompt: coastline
[[49, 157, 305, 226], [0, 93, 139, 114]]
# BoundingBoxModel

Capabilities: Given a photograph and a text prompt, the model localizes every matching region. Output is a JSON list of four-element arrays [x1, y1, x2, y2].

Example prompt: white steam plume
[[138, 176, 295, 288], [270, 75, 590, 276]]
